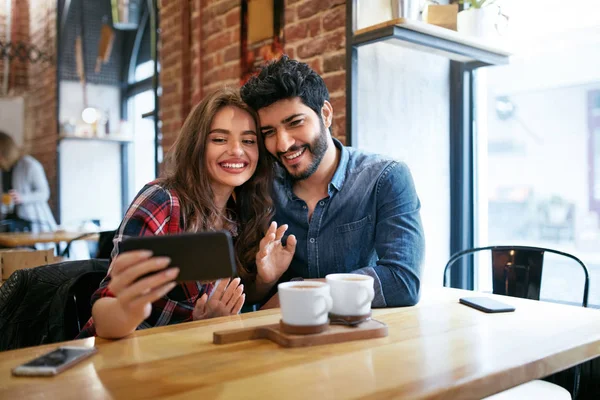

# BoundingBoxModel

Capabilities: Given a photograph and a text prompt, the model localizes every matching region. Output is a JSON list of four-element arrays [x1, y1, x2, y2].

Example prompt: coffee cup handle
[[313, 294, 333, 319], [357, 286, 375, 308]]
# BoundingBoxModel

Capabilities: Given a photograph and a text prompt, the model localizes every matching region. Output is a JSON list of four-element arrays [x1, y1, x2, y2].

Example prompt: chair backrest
[[443, 245, 589, 307]]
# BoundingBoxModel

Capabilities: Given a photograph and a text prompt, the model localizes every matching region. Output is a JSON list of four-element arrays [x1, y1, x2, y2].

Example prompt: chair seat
[[483, 380, 571, 400]]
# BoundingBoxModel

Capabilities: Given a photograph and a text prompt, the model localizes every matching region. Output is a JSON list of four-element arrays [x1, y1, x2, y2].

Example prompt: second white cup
[[326, 273, 375, 317]]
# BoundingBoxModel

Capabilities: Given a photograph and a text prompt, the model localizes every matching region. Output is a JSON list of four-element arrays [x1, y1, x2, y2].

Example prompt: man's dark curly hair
[[240, 55, 330, 119]]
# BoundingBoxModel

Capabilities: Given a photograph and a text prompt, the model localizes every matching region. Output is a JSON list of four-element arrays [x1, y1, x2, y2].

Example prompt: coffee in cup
[[326, 273, 375, 318], [278, 281, 333, 333]]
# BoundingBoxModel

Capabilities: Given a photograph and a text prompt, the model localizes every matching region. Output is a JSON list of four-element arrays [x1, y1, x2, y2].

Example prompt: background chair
[[60, 230, 116, 259], [443, 245, 591, 399], [443, 245, 589, 307], [0, 259, 109, 351]]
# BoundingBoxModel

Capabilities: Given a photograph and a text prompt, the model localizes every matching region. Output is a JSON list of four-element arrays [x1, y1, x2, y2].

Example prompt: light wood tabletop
[[1, 288, 599, 400], [0, 231, 99, 247]]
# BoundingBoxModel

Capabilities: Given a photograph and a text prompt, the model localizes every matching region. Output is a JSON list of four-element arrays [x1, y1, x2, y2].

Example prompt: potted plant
[[456, 0, 507, 39]]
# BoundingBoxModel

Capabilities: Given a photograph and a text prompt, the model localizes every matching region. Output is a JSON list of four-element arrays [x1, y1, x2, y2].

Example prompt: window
[[474, 0, 600, 307]]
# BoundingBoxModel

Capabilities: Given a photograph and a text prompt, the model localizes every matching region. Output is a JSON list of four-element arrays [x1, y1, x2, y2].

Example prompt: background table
[[0, 231, 99, 248], [1, 288, 599, 399]]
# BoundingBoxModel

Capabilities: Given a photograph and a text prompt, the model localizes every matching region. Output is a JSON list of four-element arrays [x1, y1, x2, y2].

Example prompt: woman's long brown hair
[[161, 87, 273, 282]]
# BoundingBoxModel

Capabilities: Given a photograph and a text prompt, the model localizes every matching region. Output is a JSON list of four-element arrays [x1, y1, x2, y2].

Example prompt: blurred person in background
[[0, 131, 57, 233]]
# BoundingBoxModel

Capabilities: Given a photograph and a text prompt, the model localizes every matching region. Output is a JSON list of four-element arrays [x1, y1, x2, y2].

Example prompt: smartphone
[[459, 296, 516, 313], [120, 231, 237, 282], [12, 346, 98, 377]]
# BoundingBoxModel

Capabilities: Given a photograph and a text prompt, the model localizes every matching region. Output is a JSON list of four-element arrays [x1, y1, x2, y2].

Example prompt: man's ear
[[321, 100, 333, 129]]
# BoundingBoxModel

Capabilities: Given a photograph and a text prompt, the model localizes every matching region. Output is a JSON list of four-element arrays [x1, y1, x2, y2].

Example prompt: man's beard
[[279, 120, 328, 181]]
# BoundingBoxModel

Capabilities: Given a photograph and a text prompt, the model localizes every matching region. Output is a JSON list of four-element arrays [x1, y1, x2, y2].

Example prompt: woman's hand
[[9, 190, 21, 204], [193, 278, 245, 320], [256, 222, 296, 286], [107, 250, 179, 325]]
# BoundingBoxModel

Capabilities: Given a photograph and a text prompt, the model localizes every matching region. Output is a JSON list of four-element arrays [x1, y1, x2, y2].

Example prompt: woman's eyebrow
[[209, 129, 230, 134]]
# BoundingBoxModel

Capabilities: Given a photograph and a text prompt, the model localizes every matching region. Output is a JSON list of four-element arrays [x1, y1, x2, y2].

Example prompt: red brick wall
[[22, 2, 58, 216], [159, 0, 346, 151], [0, 0, 30, 95]]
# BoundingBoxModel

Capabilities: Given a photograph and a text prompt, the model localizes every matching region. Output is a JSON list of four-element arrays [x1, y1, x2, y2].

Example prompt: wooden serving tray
[[213, 319, 388, 348]]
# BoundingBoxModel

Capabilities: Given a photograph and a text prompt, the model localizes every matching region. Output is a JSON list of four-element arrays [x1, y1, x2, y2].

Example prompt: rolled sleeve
[[352, 162, 425, 307]]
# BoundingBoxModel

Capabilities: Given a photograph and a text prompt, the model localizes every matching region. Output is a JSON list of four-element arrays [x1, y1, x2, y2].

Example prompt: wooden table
[[1, 288, 599, 399], [0, 231, 99, 248]]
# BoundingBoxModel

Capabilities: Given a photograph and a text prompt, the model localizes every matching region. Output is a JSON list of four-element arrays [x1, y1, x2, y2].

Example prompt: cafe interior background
[[0, 0, 599, 306]]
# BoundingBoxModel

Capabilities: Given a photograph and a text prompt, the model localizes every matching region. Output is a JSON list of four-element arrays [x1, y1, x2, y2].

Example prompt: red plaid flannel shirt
[[77, 182, 214, 338]]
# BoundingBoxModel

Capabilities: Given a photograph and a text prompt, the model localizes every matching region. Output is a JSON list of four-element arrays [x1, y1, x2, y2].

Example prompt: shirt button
[[302, 205, 307, 209], [309, 238, 316, 243], [319, 201, 324, 206]]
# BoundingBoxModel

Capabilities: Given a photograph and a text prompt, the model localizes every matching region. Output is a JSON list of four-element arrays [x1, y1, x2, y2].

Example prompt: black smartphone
[[120, 231, 237, 282], [12, 346, 98, 377], [459, 296, 516, 313]]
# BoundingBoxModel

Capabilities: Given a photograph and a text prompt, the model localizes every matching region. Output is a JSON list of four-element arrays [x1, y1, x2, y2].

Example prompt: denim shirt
[[273, 139, 425, 307]]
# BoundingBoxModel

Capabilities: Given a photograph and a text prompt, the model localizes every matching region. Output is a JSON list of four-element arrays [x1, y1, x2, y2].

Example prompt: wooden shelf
[[58, 134, 133, 144], [141, 110, 155, 119], [353, 18, 511, 67]]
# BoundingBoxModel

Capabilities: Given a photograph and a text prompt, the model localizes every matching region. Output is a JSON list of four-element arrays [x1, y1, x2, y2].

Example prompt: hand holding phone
[[105, 250, 179, 324], [12, 346, 97, 377], [459, 296, 516, 313]]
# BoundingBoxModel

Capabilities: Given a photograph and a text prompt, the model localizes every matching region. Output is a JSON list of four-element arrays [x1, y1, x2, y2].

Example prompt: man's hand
[[193, 278, 245, 320], [256, 222, 296, 285]]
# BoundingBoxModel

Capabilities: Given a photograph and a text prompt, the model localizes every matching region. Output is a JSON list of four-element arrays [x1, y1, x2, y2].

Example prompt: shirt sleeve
[[90, 184, 179, 306], [351, 161, 425, 307]]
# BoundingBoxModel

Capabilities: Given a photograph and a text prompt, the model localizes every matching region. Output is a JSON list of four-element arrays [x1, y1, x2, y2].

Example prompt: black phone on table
[[120, 231, 237, 282], [459, 296, 516, 313], [12, 346, 97, 377]]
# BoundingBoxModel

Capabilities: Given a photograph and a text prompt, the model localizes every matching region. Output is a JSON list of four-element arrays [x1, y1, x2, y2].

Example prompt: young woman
[[78, 87, 296, 339], [0, 131, 57, 234]]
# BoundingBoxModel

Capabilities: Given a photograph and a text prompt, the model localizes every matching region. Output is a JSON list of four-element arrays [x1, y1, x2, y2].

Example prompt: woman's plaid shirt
[[77, 182, 214, 338]]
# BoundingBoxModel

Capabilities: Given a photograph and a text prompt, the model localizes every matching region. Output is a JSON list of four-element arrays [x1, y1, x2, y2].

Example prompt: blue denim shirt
[[273, 139, 425, 307]]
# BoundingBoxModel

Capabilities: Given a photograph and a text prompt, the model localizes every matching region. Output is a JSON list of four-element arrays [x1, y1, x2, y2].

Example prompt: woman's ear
[[321, 100, 333, 129]]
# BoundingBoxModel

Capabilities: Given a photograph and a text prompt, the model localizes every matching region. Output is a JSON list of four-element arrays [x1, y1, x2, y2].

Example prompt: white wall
[[0, 96, 24, 145], [356, 42, 451, 289], [59, 139, 122, 230]]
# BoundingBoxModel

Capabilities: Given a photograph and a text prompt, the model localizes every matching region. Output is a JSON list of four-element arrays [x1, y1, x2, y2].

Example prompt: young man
[[241, 56, 425, 307]]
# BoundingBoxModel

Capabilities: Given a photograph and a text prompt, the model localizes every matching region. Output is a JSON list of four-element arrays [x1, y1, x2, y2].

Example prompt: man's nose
[[276, 129, 294, 153]]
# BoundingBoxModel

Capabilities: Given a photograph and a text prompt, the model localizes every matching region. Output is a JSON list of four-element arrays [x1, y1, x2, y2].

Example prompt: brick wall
[[22, 1, 58, 216], [159, 0, 347, 150], [0, 0, 31, 95]]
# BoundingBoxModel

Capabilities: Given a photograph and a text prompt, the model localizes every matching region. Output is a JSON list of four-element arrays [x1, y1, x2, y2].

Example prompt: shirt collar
[[329, 137, 348, 193]]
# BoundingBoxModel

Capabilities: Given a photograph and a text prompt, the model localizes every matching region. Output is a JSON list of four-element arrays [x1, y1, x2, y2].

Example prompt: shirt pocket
[[334, 215, 374, 271]]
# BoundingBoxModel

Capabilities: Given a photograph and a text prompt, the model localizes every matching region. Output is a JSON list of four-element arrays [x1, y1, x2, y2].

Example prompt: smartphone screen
[[12, 346, 97, 376]]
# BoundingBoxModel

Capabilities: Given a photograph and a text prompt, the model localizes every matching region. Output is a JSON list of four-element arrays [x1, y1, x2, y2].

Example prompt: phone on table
[[12, 346, 98, 377], [459, 296, 516, 313], [121, 231, 237, 282]]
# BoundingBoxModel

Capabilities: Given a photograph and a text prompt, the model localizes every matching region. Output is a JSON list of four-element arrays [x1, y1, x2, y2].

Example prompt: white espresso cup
[[278, 281, 333, 326], [326, 273, 375, 317]]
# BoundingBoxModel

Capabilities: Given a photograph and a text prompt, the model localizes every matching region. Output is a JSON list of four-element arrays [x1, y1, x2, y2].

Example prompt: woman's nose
[[228, 141, 244, 156]]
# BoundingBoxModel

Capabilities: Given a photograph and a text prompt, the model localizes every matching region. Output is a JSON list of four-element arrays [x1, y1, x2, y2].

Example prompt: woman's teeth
[[221, 163, 245, 169]]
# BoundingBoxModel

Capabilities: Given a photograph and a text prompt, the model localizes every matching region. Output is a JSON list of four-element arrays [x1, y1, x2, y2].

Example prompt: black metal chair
[[443, 245, 591, 399], [443, 245, 589, 307]]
